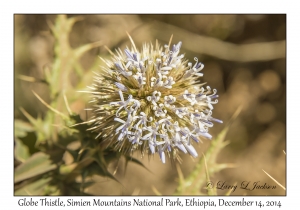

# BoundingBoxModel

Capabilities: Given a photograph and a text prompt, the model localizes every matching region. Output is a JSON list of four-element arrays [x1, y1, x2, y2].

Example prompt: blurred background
[[14, 14, 286, 195]]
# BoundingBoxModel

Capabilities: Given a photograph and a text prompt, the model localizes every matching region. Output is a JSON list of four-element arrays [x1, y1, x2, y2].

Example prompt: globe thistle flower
[[85, 36, 222, 163]]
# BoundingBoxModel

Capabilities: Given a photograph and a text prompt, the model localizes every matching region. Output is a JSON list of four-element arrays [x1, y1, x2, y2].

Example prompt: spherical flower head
[[86, 37, 222, 163]]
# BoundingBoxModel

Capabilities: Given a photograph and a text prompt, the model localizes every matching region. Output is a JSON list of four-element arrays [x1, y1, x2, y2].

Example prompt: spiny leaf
[[103, 149, 122, 164], [19, 107, 48, 142], [64, 157, 94, 183], [14, 119, 34, 138], [43, 184, 60, 195], [32, 90, 68, 120], [15, 152, 57, 183], [19, 107, 39, 128], [59, 163, 78, 175], [15, 138, 30, 162], [83, 161, 120, 185], [151, 186, 162, 196], [74, 41, 103, 59], [203, 154, 217, 196], [63, 92, 72, 115], [93, 152, 121, 184], [17, 74, 48, 84], [69, 114, 91, 134], [15, 177, 52, 196], [262, 169, 286, 191], [189, 127, 230, 190], [174, 163, 185, 194], [50, 15, 83, 43], [124, 155, 151, 173]]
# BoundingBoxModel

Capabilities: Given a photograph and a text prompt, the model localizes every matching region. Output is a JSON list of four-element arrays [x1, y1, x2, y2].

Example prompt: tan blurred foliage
[[14, 14, 286, 195]]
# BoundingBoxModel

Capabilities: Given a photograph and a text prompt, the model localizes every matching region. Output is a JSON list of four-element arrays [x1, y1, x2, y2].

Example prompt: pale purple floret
[[115, 82, 128, 91], [124, 48, 134, 60], [184, 143, 198, 158], [158, 145, 166, 163]]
